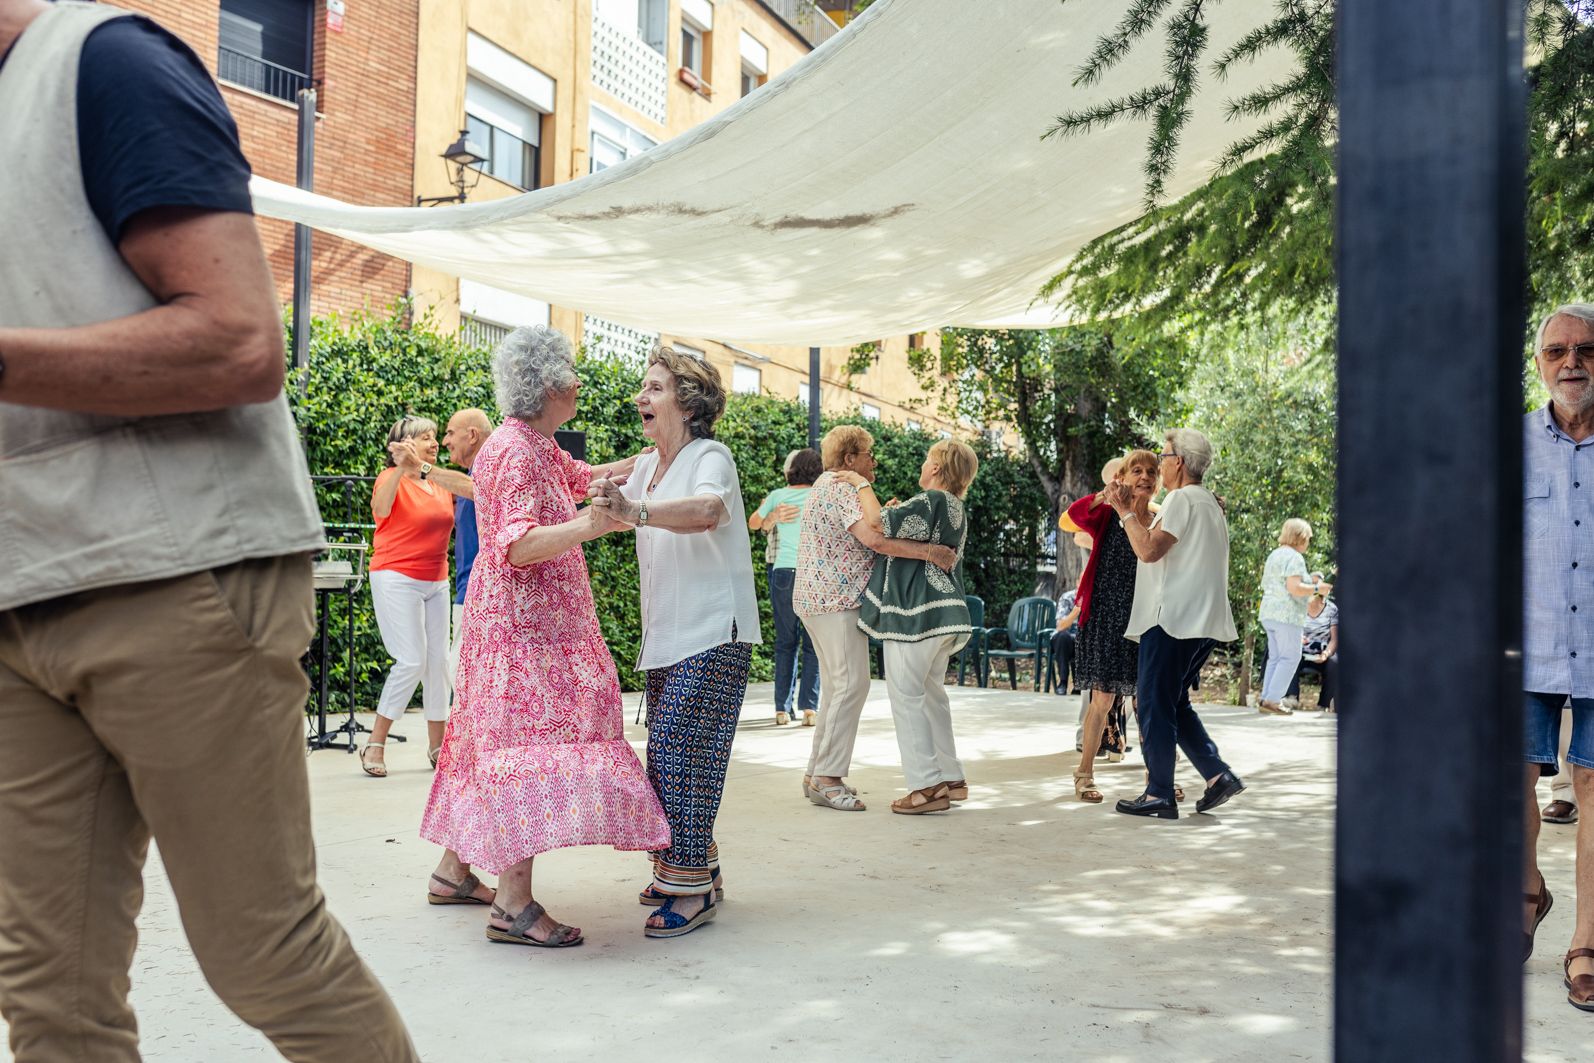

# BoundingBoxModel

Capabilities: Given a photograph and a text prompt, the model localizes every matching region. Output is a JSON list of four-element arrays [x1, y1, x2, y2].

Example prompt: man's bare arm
[[0, 208, 286, 415]]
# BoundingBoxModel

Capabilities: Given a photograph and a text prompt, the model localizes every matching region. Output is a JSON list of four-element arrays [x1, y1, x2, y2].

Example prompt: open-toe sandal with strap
[[640, 873, 723, 907], [945, 780, 969, 801], [1526, 877, 1554, 963], [802, 775, 857, 798], [644, 893, 717, 939], [808, 780, 866, 811], [1565, 949, 1594, 1011], [359, 742, 387, 778], [427, 872, 493, 906], [1073, 772, 1103, 803], [486, 902, 582, 948], [891, 783, 952, 815], [427, 746, 442, 769]]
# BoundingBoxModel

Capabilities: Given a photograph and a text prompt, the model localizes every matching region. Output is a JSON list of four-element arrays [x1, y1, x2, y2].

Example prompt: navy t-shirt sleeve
[[76, 17, 254, 244]]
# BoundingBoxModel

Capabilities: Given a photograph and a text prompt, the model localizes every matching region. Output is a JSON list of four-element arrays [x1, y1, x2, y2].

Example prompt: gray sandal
[[486, 902, 583, 948], [427, 872, 492, 906], [808, 781, 866, 811]]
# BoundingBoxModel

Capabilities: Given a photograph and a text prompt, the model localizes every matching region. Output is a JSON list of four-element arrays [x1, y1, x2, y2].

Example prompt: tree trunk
[[1236, 625, 1255, 707]]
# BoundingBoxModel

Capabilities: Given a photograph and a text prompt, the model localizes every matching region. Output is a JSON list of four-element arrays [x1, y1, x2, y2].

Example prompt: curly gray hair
[[1165, 427, 1214, 481], [492, 325, 579, 420]]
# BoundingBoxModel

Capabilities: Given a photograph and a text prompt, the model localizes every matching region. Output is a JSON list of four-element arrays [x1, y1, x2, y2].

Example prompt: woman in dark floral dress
[[1064, 450, 1160, 802]]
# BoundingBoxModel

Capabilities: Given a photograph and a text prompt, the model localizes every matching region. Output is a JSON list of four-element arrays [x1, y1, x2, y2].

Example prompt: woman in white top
[[589, 346, 759, 939], [1107, 428, 1244, 820], [1256, 518, 1332, 716]]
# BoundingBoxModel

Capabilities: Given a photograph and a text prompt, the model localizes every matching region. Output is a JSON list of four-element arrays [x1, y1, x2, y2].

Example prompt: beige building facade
[[411, 0, 952, 432]]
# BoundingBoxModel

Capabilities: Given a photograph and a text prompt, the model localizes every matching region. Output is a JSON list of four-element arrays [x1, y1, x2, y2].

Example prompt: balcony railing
[[756, 0, 842, 49], [591, 11, 668, 124], [218, 46, 313, 103]]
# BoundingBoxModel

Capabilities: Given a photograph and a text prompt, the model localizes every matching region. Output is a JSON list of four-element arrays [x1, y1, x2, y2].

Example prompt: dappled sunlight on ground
[[1, 682, 1584, 1061]]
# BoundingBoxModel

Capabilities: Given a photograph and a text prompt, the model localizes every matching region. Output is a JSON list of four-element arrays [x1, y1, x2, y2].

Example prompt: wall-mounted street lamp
[[415, 130, 487, 206]]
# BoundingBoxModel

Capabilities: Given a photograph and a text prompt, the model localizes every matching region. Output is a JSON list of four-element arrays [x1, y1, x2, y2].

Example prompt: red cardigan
[[1065, 492, 1117, 628]]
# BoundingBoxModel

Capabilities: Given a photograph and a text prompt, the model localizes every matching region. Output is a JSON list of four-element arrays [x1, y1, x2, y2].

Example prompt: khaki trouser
[[0, 555, 416, 1062], [802, 609, 872, 778]]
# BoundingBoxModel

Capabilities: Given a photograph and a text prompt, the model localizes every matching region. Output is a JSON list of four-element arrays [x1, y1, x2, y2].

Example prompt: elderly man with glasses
[[1103, 429, 1244, 820], [1522, 304, 1594, 1013]]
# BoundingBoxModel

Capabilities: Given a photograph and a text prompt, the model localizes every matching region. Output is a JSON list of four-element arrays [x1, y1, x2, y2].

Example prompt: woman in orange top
[[361, 415, 471, 778]]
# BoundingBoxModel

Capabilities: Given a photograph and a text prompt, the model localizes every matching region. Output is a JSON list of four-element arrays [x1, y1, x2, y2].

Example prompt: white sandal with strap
[[360, 742, 388, 778], [808, 781, 866, 811]]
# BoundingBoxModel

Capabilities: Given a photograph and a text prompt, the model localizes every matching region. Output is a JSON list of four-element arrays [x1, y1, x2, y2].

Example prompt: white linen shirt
[[1124, 484, 1238, 644], [623, 438, 762, 670]]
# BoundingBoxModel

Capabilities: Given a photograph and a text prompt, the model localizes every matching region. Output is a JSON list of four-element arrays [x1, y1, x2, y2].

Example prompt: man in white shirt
[[1105, 428, 1244, 820]]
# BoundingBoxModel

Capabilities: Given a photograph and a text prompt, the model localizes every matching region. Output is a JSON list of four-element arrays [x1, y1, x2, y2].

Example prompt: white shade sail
[[250, 0, 1291, 346]]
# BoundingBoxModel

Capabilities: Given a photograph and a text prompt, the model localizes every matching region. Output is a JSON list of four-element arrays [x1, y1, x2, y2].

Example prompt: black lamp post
[[416, 129, 487, 206]]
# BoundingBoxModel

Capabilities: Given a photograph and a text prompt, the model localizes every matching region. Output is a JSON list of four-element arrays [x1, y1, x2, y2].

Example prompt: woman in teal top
[[857, 440, 981, 815], [750, 449, 822, 724], [1257, 518, 1331, 715]]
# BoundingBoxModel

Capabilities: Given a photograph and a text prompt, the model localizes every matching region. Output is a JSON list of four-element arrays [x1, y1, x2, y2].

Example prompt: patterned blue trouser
[[645, 639, 752, 895]]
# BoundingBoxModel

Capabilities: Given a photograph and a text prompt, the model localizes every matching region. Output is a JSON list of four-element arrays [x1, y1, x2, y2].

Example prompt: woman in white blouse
[[589, 346, 760, 939]]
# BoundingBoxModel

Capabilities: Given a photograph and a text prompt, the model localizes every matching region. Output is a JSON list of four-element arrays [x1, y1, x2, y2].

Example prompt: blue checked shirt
[[1524, 405, 1594, 696]]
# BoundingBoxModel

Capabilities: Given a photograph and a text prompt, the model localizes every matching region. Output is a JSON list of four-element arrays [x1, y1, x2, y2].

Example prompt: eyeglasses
[[1539, 343, 1594, 362], [1158, 452, 1180, 460]]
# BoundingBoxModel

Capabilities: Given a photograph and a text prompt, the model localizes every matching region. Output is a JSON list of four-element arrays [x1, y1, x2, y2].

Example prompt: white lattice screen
[[582, 314, 658, 364], [591, 13, 667, 125]]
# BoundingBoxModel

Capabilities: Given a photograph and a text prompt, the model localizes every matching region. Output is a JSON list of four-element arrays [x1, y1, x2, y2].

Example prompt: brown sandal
[[945, 779, 969, 801], [427, 872, 493, 906], [486, 901, 583, 948], [891, 783, 951, 815], [1526, 876, 1554, 964], [1565, 949, 1594, 1011]]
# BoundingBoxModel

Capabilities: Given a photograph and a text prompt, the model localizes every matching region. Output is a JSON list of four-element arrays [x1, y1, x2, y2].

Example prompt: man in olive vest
[[0, 2, 415, 1058]]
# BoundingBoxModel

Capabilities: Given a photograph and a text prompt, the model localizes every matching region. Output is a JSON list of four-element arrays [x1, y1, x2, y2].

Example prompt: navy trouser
[[1135, 626, 1230, 800], [769, 567, 819, 714]]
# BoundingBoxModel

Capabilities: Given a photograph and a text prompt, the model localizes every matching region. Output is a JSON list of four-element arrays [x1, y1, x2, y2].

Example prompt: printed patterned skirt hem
[[419, 737, 671, 875]]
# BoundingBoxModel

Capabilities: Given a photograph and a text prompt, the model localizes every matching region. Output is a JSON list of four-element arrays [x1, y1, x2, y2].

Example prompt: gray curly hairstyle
[[492, 325, 579, 420]]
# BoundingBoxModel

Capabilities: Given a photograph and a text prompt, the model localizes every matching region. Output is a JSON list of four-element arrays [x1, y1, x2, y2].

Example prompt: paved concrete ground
[[1, 682, 1585, 1061]]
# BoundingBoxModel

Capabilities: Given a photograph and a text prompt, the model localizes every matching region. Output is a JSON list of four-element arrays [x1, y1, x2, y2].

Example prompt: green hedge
[[290, 308, 1048, 707]]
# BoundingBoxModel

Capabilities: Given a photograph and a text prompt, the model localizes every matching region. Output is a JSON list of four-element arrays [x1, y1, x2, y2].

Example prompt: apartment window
[[674, 343, 707, 360], [938, 430, 953, 440], [739, 30, 768, 97], [218, 0, 313, 103], [907, 419, 922, 431], [461, 315, 512, 350], [681, 23, 704, 77], [590, 104, 657, 172], [797, 381, 811, 408], [861, 403, 881, 421], [732, 364, 762, 396], [908, 332, 926, 350], [596, 0, 667, 52], [465, 77, 541, 190]]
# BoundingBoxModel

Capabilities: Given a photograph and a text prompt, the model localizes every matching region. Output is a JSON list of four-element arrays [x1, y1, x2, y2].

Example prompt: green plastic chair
[[983, 596, 1057, 691], [953, 595, 986, 686]]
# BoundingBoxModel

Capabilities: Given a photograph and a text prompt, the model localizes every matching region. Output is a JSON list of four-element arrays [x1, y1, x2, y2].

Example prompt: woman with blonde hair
[[792, 425, 958, 811], [362, 414, 461, 777], [858, 439, 980, 814], [1257, 517, 1332, 716]]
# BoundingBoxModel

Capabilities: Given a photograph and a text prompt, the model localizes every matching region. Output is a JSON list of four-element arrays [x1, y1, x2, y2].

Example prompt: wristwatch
[[638, 499, 650, 527], [419, 462, 432, 479]]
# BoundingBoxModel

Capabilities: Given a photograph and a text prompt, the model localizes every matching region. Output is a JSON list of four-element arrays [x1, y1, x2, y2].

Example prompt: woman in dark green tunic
[[857, 440, 981, 815]]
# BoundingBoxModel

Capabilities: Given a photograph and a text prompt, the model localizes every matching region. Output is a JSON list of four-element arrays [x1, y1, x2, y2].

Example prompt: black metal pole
[[808, 346, 821, 449], [1335, 1, 1526, 1059], [292, 88, 317, 399]]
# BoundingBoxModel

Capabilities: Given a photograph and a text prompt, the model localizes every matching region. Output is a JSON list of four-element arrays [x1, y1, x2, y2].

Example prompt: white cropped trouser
[[883, 634, 968, 791], [368, 569, 451, 722]]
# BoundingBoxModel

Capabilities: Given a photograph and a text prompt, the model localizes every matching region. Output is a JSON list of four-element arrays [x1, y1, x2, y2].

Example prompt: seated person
[[1286, 593, 1339, 711], [1051, 584, 1081, 695]]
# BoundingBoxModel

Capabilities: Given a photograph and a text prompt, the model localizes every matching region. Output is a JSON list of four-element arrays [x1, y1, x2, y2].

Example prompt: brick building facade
[[118, 0, 416, 316]]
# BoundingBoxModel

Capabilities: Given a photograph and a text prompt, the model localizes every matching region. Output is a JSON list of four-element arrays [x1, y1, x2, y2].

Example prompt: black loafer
[[1114, 793, 1179, 819], [1195, 771, 1245, 813]]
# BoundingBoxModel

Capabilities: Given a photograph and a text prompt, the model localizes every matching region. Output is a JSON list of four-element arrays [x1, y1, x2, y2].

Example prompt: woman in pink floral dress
[[420, 325, 669, 948]]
